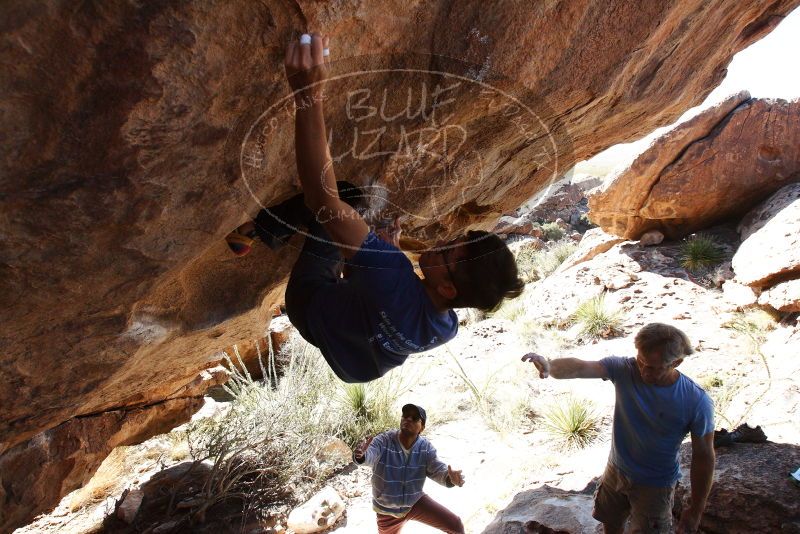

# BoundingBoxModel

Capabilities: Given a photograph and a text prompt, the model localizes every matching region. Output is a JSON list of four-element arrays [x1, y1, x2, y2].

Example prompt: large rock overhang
[[2, 0, 798, 529]]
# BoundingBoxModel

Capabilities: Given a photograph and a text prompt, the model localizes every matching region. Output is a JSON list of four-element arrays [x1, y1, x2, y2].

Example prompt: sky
[[578, 7, 800, 172]]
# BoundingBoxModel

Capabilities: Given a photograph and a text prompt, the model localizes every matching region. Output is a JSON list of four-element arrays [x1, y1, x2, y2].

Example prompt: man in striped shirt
[[354, 404, 465, 534]]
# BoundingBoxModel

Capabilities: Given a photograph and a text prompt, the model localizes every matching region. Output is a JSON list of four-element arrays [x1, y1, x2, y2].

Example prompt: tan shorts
[[592, 462, 675, 533]]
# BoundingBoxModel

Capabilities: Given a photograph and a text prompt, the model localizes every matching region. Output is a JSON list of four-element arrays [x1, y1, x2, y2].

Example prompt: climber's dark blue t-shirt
[[305, 232, 458, 382]]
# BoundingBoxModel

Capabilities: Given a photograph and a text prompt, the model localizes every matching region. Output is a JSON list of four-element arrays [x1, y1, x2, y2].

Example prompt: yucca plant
[[573, 294, 623, 340], [337, 373, 407, 447], [680, 235, 725, 271], [542, 396, 601, 449]]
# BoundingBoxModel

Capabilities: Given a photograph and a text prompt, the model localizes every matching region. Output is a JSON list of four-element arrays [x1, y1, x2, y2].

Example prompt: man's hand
[[521, 353, 550, 378], [375, 217, 402, 248], [354, 435, 374, 461], [676, 507, 702, 533], [284, 33, 329, 104], [447, 465, 465, 487]]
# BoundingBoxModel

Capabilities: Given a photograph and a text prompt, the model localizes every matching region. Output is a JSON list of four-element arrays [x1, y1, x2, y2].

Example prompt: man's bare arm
[[286, 33, 369, 258], [521, 353, 608, 379], [677, 432, 715, 533]]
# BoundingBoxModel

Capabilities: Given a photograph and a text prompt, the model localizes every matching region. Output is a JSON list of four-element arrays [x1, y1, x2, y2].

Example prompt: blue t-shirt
[[600, 356, 714, 487], [305, 232, 458, 383]]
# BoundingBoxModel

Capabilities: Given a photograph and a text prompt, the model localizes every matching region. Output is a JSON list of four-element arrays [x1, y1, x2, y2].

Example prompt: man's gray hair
[[634, 323, 693, 364]]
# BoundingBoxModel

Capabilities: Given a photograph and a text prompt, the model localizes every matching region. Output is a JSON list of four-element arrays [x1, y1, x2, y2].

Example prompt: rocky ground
[[17, 223, 800, 534]]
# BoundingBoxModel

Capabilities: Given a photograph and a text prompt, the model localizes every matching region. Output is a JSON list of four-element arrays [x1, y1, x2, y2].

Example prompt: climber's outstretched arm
[[285, 33, 369, 259]]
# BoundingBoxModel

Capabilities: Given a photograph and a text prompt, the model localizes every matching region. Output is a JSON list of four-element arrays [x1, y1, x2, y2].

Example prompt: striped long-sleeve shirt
[[355, 430, 453, 517]]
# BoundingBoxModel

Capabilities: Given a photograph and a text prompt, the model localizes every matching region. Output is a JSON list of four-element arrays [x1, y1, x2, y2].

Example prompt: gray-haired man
[[523, 323, 715, 534]]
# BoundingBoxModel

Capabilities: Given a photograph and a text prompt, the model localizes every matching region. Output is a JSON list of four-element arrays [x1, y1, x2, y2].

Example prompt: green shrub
[[337, 378, 405, 447], [182, 335, 404, 522], [572, 294, 623, 340], [541, 222, 565, 241], [513, 242, 543, 284], [540, 241, 577, 275], [542, 396, 601, 449], [699, 374, 724, 390], [680, 235, 725, 271], [513, 240, 577, 283]]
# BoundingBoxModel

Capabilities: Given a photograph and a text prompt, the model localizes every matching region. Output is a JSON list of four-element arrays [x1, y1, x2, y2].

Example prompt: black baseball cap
[[402, 403, 427, 425]]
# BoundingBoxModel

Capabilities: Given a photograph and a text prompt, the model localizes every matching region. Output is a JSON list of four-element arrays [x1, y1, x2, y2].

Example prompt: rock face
[[0, 397, 203, 533], [524, 180, 593, 225], [493, 215, 541, 238], [674, 442, 800, 533], [589, 94, 800, 239], [558, 228, 625, 272], [732, 183, 800, 287], [759, 279, 800, 312], [2, 0, 798, 529], [482, 483, 601, 534]]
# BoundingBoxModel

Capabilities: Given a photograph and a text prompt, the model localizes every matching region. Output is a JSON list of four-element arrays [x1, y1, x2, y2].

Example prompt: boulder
[[732, 183, 800, 287], [286, 486, 345, 534], [674, 442, 800, 533], [721, 280, 759, 309], [638, 230, 664, 246], [315, 437, 353, 473], [269, 315, 295, 355], [494, 215, 539, 237], [758, 278, 800, 312], [116, 488, 145, 524], [0, 397, 203, 533], [525, 180, 590, 224], [558, 228, 625, 272], [589, 94, 800, 239], [482, 483, 601, 534], [3, 0, 799, 528]]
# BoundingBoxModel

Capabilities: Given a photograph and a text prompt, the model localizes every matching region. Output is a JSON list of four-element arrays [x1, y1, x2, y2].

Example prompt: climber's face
[[418, 237, 468, 301]]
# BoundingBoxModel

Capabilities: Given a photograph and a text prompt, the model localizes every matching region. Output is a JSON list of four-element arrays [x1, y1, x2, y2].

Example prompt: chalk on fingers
[[300, 33, 312, 45], [322, 48, 330, 57]]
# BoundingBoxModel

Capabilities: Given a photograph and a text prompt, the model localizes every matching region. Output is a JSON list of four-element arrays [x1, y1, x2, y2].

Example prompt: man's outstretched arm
[[285, 33, 369, 259], [521, 353, 608, 380]]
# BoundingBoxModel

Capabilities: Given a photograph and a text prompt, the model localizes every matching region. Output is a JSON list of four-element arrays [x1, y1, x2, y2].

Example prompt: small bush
[[722, 309, 778, 344], [513, 240, 577, 283], [180, 335, 406, 522], [536, 241, 577, 278], [337, 378, 405, 447], [680, 235, 725, 271], [699, 374, 724, 390], [572, 294, 623, 340], [541, 222, 565, 241], [513, 241, 543, 284], [542, 396, 601, 449]]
